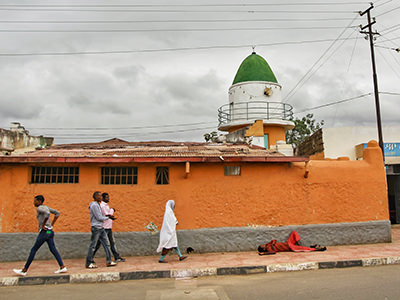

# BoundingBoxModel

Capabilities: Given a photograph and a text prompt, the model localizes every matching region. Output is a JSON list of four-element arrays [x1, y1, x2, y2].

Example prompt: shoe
[[116, 257, 126, 262], [106, 262, 117, 267], [158, 260, 168, 263], [179, 256, 188, 261], [86, 263, 97, 269], [55, 267, 68, 274], [13, 269, 27, 276]]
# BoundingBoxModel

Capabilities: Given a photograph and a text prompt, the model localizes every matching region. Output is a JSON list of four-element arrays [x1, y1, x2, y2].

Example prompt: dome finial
[[252, 45, 256, 54]]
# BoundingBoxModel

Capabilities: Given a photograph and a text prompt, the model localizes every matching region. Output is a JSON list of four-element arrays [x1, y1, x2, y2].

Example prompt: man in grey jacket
[[86, 191, 117, 268], [13, 195, 67, 276]]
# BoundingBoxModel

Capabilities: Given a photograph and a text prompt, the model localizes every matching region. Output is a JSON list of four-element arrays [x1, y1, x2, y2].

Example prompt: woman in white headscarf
[[156, 200, 187, 263]]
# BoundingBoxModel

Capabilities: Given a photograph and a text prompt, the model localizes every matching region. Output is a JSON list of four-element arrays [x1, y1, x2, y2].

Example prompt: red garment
[[286, 231, 316, 252], [259, 231, 316, 254]]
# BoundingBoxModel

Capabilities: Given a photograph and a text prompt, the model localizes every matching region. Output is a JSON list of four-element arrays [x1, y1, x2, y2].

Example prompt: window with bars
[[156, 167, 169, 185], [101, 167, 138, 185], [31, 167, 79, 184], [224, 166, 241, 176]]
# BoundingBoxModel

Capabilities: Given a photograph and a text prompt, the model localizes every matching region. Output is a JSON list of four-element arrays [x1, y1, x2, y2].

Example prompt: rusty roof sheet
[[0, 139, 308, 163]]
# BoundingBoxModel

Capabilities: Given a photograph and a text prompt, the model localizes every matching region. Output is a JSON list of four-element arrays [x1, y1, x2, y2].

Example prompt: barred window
[[224, 166, 241, 176], [156, 167, 169, 185], [101, 167, 137, 185], [31, 167, 79, 184]]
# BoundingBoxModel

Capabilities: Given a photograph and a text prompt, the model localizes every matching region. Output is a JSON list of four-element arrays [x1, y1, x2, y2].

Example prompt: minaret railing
[[218, 101, 293, 126]]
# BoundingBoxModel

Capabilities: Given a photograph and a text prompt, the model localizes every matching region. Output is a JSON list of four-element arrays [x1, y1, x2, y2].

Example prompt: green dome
[[232, 52, 278, 85]]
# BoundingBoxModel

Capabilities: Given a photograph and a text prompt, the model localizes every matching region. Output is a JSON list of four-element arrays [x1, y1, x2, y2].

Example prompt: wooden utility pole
[[360, 3, 385, 161]]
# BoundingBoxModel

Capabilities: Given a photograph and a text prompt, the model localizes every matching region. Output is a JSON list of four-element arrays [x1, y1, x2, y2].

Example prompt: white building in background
[[320, 126, 400, 165]]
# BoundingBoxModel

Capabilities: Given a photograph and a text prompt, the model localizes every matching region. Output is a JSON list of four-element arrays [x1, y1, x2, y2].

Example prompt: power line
[[375, 0, 394, 8], [376, 47, 400, 78], [380, 91, 400, 96], [376, 5, 400, 17], [294, 93, 372, 114], [375, 45, 400, 52], [0, 17, 356, 24], [40, 126, 218, 138], [375, 33, 400, 45], [0, 3, 368, 8], [0, 26, 356, 33], [0, 37, 361, 57], [379, 23, 400, 33], [283, 14, 360, 103], [28, 121, 217, 131], [380, 25, 400, 36], [0, 8, 358, 13]]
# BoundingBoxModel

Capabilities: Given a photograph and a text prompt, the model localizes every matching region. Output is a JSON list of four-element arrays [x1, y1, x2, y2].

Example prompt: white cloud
[[0, 0, 398, 143]]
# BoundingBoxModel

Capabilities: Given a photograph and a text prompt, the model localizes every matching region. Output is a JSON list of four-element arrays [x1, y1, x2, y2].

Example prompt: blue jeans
[[24, 229, 64, 270], [93, 228, 121, 260], [86, 227, 112, 266]]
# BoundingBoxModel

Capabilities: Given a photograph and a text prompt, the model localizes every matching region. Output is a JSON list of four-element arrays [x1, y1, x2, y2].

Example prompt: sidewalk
[[1, 226, 400, 286]]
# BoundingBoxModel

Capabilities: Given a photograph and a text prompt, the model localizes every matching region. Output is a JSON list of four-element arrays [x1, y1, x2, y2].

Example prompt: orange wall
[[0, 141, 388, 233], [264, 126, 286, 148]]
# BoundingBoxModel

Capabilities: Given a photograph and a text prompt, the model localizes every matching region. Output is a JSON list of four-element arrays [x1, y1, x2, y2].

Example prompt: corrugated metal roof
[[0, 139, 308, 163]]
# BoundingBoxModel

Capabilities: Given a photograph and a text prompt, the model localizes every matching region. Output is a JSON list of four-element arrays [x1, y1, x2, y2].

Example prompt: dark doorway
[[387, 168, 400, 224]]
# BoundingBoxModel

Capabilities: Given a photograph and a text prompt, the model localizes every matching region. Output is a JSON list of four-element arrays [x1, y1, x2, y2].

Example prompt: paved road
[[2, 265, 400, 299]]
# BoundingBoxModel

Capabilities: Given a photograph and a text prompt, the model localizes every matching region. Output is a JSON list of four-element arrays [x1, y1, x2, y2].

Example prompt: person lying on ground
[[258, 231, 327, 255]]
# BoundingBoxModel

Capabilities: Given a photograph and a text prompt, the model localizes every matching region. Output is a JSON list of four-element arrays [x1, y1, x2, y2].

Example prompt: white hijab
[[156, 200, 178, 253]]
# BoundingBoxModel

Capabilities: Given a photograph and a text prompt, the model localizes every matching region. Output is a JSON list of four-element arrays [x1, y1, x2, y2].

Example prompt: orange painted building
[[0, 139, 389, 234], [0, 52, 391, 260]]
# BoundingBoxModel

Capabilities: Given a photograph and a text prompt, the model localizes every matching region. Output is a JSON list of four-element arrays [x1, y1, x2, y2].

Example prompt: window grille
[[156, 167, 169, 185], [31, 167, 79, 184], [101, 167, 137, 185], [224, 166, 241, 176]]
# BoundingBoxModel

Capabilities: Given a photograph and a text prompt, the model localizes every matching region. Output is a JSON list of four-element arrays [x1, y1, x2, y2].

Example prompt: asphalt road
[[2, 265, 400, 300]]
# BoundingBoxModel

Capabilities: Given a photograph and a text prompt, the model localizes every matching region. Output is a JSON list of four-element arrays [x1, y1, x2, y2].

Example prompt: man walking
[[13, 195, 67, 276], [93, 193, 126, 262], [86, 191, 117, 268]]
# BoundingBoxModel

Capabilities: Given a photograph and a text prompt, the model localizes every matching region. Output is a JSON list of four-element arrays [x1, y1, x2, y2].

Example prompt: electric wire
[[283, 14, 360, 103], [0, 26, 357, 33], [0, 3, 368, 8], [375, 44, 400, 51], [375, 0, 394, 8], [376, 47, 400, 78], [379, 23, 400, 33], [0, 37, 361, 57], [380, 92, 400, 96], [293, 93, 372, 114], [34, 126, 218, 139], [28, 121, 217, 131], [376, 5, 400, 17], [0, 18, 357, 24], [0, 8, 358, 13], [380, 25, 400, 36]]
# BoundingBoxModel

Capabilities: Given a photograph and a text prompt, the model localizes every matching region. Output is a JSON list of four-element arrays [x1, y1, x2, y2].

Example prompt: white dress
[[157, 200, 178, 253]]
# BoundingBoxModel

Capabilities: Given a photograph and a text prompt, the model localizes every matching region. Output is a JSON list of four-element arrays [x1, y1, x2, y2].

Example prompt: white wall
[[322, 126, 400, 163]]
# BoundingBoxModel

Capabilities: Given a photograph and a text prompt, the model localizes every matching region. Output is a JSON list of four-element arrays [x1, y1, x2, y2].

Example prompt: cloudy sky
[[0, 0, 399, 143]]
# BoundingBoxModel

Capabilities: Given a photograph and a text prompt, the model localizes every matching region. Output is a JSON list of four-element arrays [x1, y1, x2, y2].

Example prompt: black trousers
[[93, 228, 121, 261]]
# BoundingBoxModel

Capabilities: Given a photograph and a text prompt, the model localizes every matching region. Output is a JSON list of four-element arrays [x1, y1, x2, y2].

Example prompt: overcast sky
[[0, 0, 399, 143]]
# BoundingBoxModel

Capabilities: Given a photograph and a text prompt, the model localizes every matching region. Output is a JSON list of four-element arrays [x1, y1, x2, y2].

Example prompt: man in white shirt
[[93, 193, 125, 262]]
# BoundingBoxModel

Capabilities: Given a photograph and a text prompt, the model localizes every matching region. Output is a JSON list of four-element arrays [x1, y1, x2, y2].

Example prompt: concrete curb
[[2, 256, 400, 287]]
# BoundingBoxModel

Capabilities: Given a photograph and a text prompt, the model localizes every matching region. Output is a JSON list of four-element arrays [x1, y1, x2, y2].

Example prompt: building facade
[[297, 126, 400, 224], [0, 53, 391, 261]]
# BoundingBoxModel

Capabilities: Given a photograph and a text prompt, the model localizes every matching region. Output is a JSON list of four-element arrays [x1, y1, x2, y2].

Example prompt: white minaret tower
[[218, 51, 294, 155]]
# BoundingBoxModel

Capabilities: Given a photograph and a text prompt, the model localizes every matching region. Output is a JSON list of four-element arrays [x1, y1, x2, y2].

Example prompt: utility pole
[[359, 3, 385, 162]]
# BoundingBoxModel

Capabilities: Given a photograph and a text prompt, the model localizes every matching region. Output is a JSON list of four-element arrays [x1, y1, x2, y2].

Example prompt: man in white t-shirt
[[93, 193, 125, 262]]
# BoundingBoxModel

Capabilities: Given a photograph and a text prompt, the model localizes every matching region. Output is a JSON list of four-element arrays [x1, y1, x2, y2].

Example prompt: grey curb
[[2, 256, 400, 287]]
